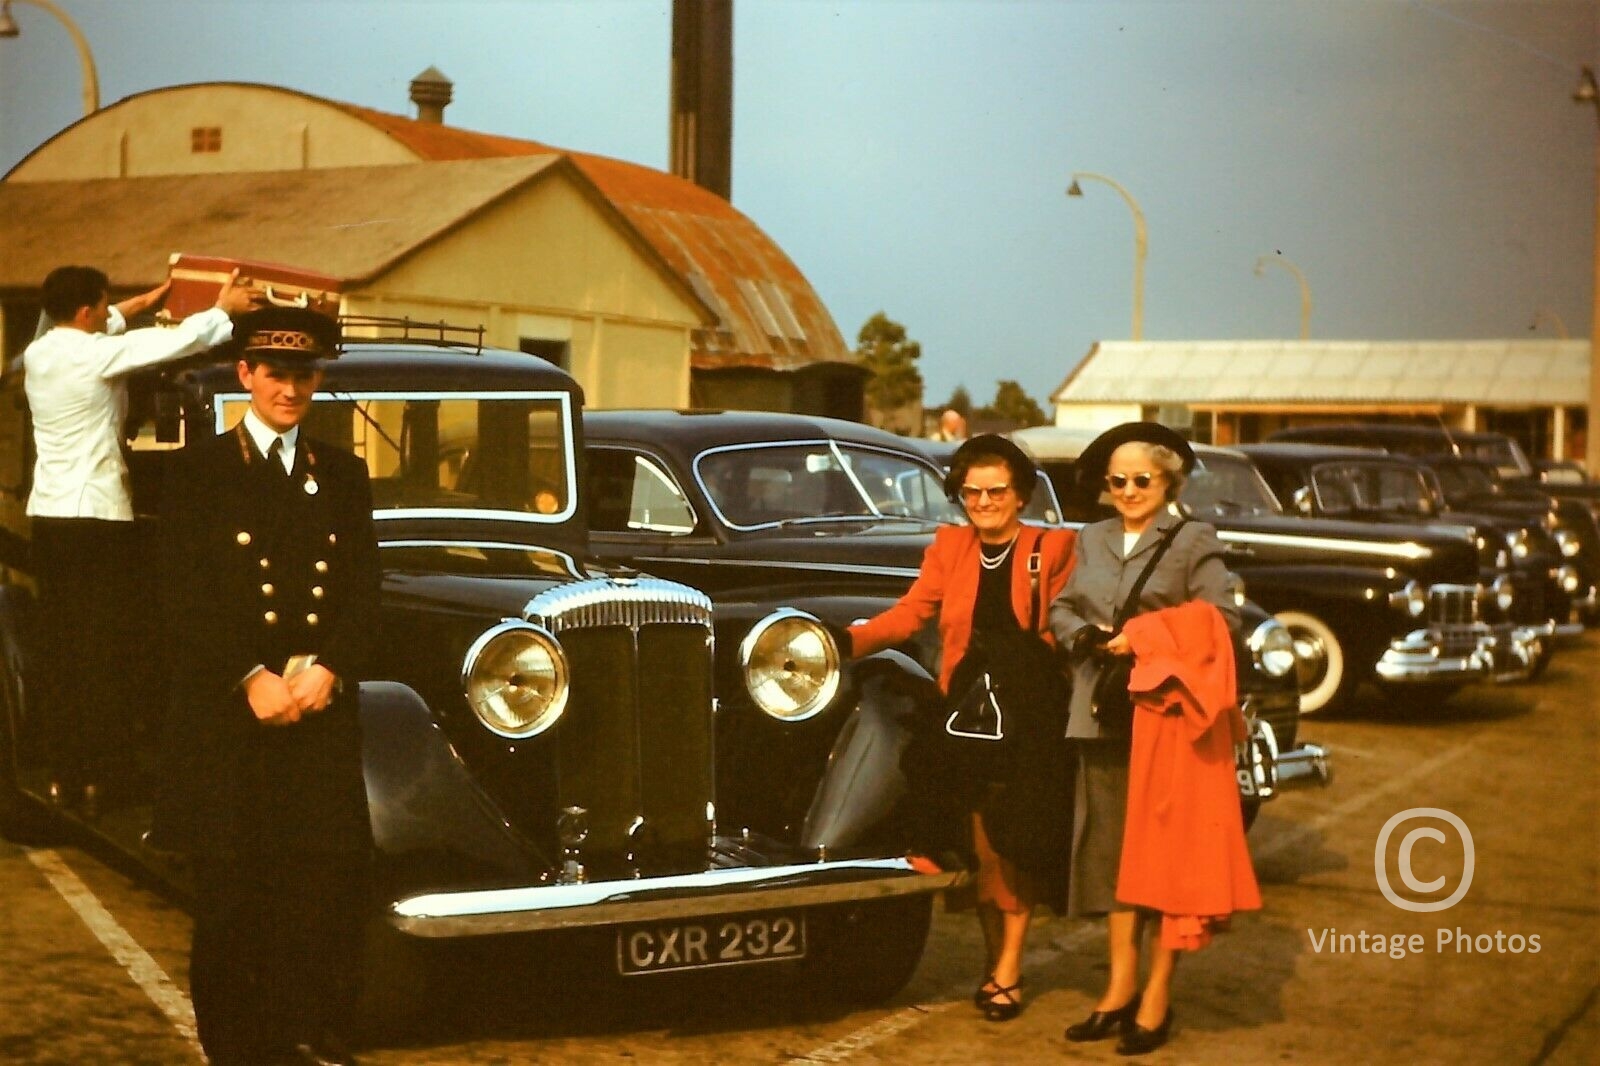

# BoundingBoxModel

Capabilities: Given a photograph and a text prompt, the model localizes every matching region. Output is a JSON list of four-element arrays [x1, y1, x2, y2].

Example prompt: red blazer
[[1115, 600, 1261, 950], [849, 523, 1076, 691]]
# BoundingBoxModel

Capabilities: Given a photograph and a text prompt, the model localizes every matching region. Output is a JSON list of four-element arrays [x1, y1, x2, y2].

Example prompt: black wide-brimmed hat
[[1075, 421, 1195, 491], [231, 306, 341, 363], [942, 433, 1038, 503]]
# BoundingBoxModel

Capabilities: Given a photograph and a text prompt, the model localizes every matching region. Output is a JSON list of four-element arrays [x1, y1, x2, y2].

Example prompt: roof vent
[[409, 66, 453, 124]]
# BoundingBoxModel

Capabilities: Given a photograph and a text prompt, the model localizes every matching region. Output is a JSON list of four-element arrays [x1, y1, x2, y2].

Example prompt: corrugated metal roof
[[1051, 340, 1590, 407], [0, 155, 583, 290]]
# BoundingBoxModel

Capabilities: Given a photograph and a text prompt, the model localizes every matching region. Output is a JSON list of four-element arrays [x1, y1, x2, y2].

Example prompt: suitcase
[[159, 253, 343, 322]]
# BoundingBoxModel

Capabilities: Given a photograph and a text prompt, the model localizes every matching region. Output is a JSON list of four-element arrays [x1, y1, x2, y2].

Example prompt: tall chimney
[[670, 1, 733, 200], [410, 66, 453, 124]]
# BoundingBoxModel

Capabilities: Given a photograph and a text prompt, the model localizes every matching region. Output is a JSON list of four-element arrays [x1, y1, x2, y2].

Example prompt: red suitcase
[[159, 253, 343, 322]]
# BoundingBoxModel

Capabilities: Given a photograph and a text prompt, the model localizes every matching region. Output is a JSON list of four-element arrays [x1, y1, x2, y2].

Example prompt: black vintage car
[[1010, 427, 1521, 716], [0, 326, 964, 1013], [580, 410, 1326, 822], [1268, 423, 1600, 623], [1238, 442, 1567, 674]]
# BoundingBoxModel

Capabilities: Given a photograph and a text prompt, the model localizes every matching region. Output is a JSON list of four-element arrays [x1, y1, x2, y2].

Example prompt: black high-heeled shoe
[[973, 974, 999, 1008], [1115, 1009, 1172, 1055], [1064, 991, 1141, 1042], [981, 980, 1024, 1022]]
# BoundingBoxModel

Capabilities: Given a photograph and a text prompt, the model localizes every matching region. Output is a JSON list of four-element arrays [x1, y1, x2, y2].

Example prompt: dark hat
[[232, 306, 341, 363], [1075, 421, 1195, 491], [943, 433, 1038, 503]]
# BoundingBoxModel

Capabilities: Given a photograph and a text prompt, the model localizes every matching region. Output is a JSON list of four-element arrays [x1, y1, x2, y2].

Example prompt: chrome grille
[[523, 576, 714, 632], [1428, 583, 1479, 627], [527, 576, 715, 876]]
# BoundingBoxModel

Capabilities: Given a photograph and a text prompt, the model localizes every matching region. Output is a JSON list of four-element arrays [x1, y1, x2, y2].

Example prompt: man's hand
[[212, 268, 262, 316], [245, 670, 301, 726], [286, 663, 338, 714], [113, 277, 173, 321], [1104, 632, 1133, 656]]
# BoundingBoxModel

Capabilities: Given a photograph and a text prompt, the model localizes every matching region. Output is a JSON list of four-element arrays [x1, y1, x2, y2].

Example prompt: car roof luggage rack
[[338, 315, 486, 354]]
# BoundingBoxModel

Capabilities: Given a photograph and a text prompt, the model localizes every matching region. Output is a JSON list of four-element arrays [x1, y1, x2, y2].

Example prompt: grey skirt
[[1066, 738, 1132, 918]]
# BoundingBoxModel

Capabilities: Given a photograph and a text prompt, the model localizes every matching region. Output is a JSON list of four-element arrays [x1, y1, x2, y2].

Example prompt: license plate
[[616, 910, 806, 974]]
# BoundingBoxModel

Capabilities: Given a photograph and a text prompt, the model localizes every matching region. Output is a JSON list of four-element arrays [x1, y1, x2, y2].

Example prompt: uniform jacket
[[1115, 600, 1261, 950], [848, 522, 1077, 691], [155, 421, 380, 857], [1048, 507, 1239, 739]]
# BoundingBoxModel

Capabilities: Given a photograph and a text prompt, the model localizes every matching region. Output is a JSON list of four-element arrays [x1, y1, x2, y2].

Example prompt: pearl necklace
[[979, 535, 1018, 570]]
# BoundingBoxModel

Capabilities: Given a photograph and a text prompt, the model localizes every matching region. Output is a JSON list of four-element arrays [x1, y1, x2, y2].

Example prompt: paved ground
[[3, 634, 1596, 1064]]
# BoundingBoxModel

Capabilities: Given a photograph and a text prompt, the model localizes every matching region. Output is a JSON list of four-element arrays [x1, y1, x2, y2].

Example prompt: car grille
[[525, 578, 715, 875], [1428, 584, 1480, 627]]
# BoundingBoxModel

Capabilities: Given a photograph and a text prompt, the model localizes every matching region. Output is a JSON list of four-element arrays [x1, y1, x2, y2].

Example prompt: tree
[[856, 312, 924, 432], [975, 380, 1047, 428]]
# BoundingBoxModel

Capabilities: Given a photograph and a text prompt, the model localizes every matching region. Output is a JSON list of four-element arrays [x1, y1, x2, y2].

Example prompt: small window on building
[[190, 127, 222, 153], [520, 338, 569, 371]]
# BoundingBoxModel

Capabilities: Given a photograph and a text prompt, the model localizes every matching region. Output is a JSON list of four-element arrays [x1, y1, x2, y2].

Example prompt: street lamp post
[[1575, 66, 1599, 473], [0, 0, 100, 116], [1254, 253, 1312, 340], [1067, 172, 1147, 341]]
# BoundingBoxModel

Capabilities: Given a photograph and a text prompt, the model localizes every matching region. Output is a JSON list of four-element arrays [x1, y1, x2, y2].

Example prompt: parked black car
[[580, 410, 1326, 821], [1268, 423, 1600, 623], [1238, 442, 1566, 677], [1011, 427, 1523, 716], [0, 326, 963, 1013]]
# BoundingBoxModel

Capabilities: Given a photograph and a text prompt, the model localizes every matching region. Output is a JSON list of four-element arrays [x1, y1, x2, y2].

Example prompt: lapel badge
[[304, 474, 319, 496]]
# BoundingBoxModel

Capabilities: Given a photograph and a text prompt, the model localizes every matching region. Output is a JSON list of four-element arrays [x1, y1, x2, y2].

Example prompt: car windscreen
[[1432, 461, 1498, 500], [695, 441, 957, 529], [1461, 437, 1533, 479], [1310, 461, 1437, 517], [216, 392, 576, 521], [1181, 453, 1283, 516]]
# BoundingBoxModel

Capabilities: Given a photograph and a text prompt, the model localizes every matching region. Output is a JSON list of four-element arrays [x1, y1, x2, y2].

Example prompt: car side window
[[587, 448, 695, 534]]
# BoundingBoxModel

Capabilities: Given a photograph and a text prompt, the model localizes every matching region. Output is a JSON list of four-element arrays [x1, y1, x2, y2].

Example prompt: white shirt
[[24, 306, 234, 520], [240, 407, 299, 474]]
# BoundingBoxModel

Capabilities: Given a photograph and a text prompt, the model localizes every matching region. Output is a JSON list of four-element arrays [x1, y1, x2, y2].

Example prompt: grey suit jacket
[[1048, 506, 1240, 738]]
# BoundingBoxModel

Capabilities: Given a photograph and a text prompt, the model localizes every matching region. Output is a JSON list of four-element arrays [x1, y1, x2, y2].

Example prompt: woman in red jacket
[[849, 435, 1075, 1022]]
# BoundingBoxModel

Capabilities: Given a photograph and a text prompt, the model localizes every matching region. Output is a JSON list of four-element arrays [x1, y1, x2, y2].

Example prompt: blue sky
[[1, 0, 1593, 408]]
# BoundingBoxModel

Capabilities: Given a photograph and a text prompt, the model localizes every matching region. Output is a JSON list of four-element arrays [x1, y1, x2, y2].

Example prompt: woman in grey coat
[[1048, 422, 1241, 1055]]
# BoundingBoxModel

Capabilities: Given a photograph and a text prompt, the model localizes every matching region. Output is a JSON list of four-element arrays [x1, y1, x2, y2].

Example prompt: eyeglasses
[[960, 484, 1012, 503], [1106, 472, 1161, 491]]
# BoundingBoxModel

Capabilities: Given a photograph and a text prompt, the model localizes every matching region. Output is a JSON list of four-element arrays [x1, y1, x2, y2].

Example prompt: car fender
[[1234, 563, 1409, 620], [800, 650, 939, 851], [359, 680, 544, 881]]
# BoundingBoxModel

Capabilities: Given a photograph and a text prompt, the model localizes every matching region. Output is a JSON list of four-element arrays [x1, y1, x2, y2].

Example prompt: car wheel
[[1240, 794, 1261, 833], [801, 894, 933, 1006], [1525, 636, 1553, 681], [1273, 610, 1356, 716]]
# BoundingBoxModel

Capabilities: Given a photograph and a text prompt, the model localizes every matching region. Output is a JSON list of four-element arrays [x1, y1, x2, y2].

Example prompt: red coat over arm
[[1115, 599, 1261, 950]]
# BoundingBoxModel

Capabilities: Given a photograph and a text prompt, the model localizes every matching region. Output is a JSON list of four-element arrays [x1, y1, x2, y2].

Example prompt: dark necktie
[[267, 437, 289, 476]]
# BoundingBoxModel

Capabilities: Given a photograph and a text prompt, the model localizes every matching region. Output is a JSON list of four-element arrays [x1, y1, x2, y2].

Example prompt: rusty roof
[[332, 100, 849, 372]]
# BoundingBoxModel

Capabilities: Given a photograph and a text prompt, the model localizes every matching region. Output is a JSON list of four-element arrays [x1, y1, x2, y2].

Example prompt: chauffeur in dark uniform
[[156, 307, 379, 1066]]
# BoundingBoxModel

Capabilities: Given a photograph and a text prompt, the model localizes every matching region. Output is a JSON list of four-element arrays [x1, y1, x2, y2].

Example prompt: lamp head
[[1575, 66, 1598, 106], [1066, 179, 1084, 198], [0, 1, 20, 39]]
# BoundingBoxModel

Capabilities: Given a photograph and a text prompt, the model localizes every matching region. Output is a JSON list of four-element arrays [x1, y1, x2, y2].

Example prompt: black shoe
[[973, 973, 998, 1008], [1065, 991, 1141, 1042], [981, 980, 1024, 1022], [1115, 1009, 1172, 1056]]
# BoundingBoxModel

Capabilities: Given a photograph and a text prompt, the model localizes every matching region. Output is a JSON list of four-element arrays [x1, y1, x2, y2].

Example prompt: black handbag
[[945, 546, 1071, 747], [1089, 520, 1189, 735]]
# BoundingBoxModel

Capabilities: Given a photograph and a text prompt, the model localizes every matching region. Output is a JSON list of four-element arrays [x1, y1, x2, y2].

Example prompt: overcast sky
[[1, 0, 1594, 408]]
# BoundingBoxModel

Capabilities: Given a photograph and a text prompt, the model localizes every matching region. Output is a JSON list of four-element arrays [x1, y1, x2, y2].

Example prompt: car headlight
[[1386, 580, 1427, 619], [1506, 529, 1530, 560], [739, 608, 840, 721], [1557, 564, 1582, 594], [1554, 528, 1581, 558], [461, 622, 570, 738], [1248, 618, 1298, 679], [1482, 575, 1515, 614]]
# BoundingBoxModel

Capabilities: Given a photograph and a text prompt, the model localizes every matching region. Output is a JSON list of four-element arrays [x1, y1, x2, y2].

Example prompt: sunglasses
[[1106, 472, 1161, 491], [959, 484, 1012, 503]]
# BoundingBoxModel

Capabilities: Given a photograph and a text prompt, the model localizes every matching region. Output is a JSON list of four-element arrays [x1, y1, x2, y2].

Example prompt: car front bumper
[[388, 854, 965, 938]]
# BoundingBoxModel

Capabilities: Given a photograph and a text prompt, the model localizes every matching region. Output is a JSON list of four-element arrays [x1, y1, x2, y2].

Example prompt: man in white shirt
[[23, 264, 258, 814]]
